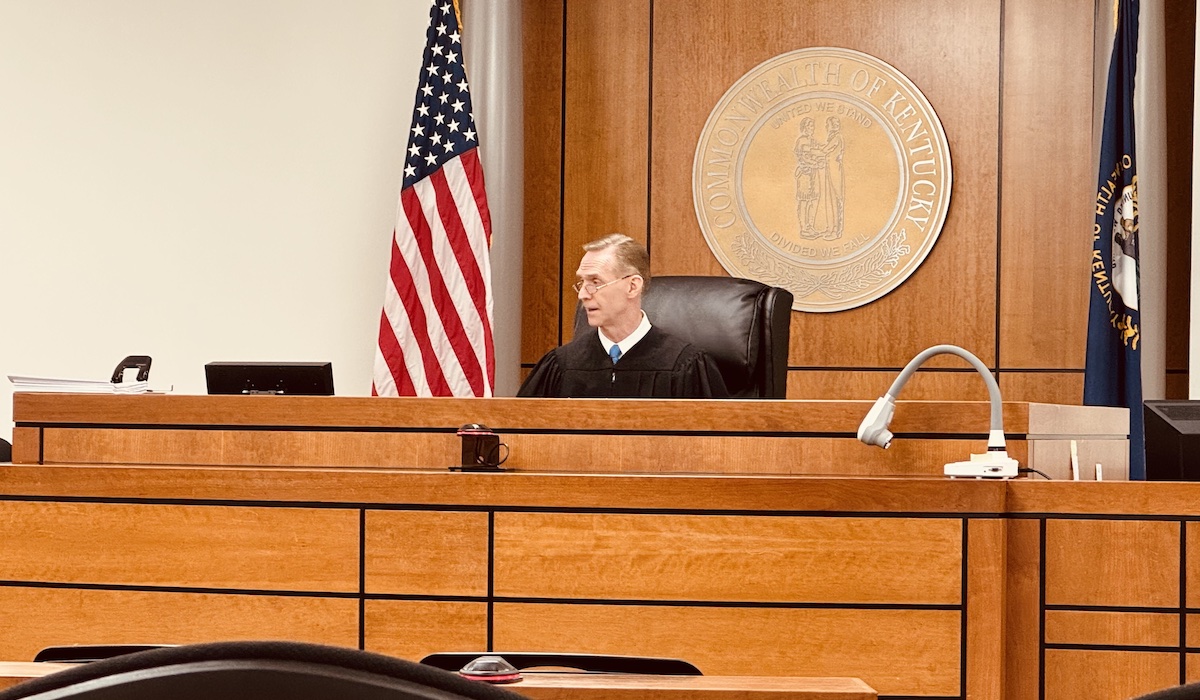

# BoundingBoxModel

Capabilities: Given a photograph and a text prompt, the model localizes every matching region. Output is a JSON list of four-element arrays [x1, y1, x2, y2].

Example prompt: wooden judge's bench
[[4, 393, 1193, 700]]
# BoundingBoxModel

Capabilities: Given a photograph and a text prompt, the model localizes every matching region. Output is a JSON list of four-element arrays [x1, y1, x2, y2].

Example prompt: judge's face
[[576, 248, 640, 331]]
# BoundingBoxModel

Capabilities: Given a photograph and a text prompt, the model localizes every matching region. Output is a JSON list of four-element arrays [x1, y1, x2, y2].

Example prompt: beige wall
[[0, 0, 432, 439]]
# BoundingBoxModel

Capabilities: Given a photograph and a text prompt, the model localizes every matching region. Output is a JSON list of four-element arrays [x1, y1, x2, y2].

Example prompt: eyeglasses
[[572, 274, 635, 295]]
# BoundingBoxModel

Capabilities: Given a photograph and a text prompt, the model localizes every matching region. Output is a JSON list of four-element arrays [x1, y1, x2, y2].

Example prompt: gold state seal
[[693, 47, 952, 312]]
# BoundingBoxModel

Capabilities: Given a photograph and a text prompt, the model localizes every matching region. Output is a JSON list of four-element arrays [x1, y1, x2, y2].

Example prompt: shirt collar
[[598, 311, 652, 358]]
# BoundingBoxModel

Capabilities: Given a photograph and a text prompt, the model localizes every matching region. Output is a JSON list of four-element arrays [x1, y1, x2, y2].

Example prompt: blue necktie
[[609, 345, 622, 364]]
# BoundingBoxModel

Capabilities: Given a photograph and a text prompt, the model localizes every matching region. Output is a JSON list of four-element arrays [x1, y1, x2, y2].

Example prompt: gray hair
[[582, 233, 650, 290]]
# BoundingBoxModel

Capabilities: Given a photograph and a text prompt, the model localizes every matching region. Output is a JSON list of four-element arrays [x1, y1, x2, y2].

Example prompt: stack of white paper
[[7, 375, 149, 394]]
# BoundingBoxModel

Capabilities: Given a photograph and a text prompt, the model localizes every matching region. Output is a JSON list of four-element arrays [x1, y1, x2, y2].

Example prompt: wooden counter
[[11, 394, 1128, 478], [2, 394, 1169, 700]]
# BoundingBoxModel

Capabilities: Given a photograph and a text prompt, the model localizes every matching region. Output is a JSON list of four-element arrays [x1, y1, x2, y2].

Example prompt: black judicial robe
[[517, 326, 729, 398]]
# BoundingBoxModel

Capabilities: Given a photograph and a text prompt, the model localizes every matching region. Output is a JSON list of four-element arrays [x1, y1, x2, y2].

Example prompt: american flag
[[373, 0, 495, 397]]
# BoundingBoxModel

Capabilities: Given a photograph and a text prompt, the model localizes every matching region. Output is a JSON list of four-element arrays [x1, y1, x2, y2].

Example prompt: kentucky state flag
[[1084, 0, 1143, 479]]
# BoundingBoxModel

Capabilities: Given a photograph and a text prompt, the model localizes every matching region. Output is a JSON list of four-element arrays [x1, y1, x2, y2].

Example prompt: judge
[[518, 234, 729, 398]]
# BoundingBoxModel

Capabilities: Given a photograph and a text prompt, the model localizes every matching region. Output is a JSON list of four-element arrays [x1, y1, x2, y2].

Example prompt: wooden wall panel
[[1165, 0, 1195, 379], [521, 0, 565, 361], [653, 0, 999, 370], [998, 0, 1093, 369], [364, 601, 488, 661], [1044, 611, 1179, 647], [1043, 650, 1178, 700], [521, 0, 1182, 400], [494, 513, 962, 604], [559, 0, 651, 343], [1005, 518, 1042, 700], [9, 427, 38, 464], [0, 502, 358, 592], [0, 587, 358, 661], [1045, 519, 1180, 608], [1183, 522, 1200, 608], [787, 369, 995, 401], [494, 603, 960, 697], [999, 372, 1085, 406], [966, 519, 1005, 700], [41, 427, 456, 468], [365, 511, 489, 596]]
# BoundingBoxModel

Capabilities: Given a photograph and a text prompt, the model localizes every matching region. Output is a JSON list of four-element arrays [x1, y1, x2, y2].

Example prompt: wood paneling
[[363, 600, 488, 661], [494, 513, 962, 604], [1044, 611, 1179, 647], [1185, 524, 1200, 609], [1164, 0, 1195, 375], [1005, 518, 1041, 700], [560, 0, 650, 343], [966, 518, 1004, 700], [1045, 519, 1180, 608], [522, 0, 565, 361], [1185, 615, 1200, 647], [15, 393, 1039, 434], [0, 501, 358, 592], [38, 427, 1015, 476], [365, 511, 489, 596], [9, 427, 37, 464], [0, 587, 357, 661], [654, 0, 999, 369], [787, 369, 994, 401], [42, 427, 455, 468], [998, 0, 1093, 369], [493, 603, 960, 697], [1043, 650, 1178, 700], [0, 465, 1008, 514], [513, 674, 878, 700], [999, 372, 1086, 406]]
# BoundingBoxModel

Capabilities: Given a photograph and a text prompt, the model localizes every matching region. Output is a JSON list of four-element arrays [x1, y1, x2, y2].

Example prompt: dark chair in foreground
[[0, 438, 11, 463], [420, 652, 701, 676], [0, 641, 530, 700], [1131, 683, 1200, 700], [573, 275, 793, 398]]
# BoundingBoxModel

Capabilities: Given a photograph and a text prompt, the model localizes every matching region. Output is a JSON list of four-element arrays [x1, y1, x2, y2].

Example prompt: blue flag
[[1084, 0, 1143, 479]]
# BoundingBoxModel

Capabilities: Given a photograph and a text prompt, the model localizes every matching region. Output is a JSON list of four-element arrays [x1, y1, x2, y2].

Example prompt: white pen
[[1095, 463, 1104, 481]]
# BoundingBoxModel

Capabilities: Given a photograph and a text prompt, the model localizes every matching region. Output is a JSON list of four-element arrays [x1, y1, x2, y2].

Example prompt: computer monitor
[[205, 362, 334, 396], [1144, 400, 1200, 480]]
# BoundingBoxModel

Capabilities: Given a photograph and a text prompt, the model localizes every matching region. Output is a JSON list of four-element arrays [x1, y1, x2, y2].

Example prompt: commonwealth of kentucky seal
[[693, 47, 952, 312]]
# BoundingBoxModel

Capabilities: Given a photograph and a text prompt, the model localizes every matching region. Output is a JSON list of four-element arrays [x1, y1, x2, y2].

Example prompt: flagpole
[[462, 0, 525, 396], [1136, 0, 1166, 402]]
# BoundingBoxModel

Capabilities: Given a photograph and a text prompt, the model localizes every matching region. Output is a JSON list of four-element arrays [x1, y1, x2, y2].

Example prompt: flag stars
[[449, 31, 460, 44], [436, 23, 447, 35], [420, 85, 433, 97], [448, 120, 460, 133], [425, 153, 438, 166], [438, 92, 449, 104], [432, 44, 444, 56], [408, 144, 421, 157], [404, 164, 416, 178], [411, 124, 425, 137], [441, 3, 451, 13], [464, 128, 476, 142], [451, 99, 464, 113], [442, 141, 455, 153], [425, 63, 438, 76], [442, 70, 452, 82], [456, 78, 469, 92], [446, 51, 458, 64], [434, 113, 446, 125], [417, 104, 430, 117]]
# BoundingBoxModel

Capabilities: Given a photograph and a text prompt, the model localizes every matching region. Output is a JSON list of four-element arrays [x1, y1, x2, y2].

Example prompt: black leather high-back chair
[[0, 641, 530, 700], [0, 438, 11, 463], [1131, 683, 1200, 700], [573, 275, 793, 398]]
